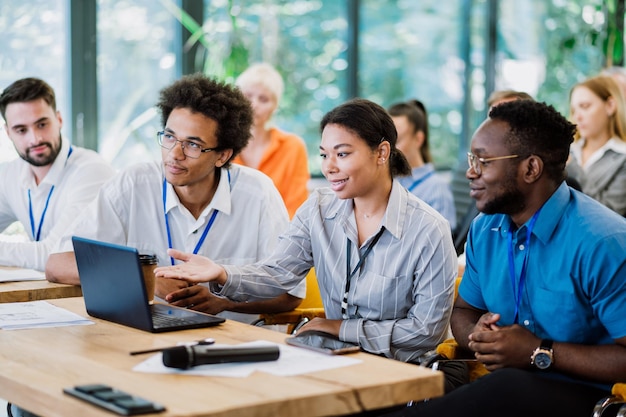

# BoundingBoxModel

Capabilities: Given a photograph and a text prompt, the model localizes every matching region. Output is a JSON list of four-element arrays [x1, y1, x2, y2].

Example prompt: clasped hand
[[466, 312, 541, 371], [155, 276, 229, 314]]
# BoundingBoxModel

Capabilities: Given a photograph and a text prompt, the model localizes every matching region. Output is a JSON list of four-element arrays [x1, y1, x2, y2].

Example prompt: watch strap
[[541, 339, 553, 350]]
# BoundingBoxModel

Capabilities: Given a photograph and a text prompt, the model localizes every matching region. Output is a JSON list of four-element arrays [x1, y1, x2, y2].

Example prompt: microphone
[[162, 344, 280, 369]]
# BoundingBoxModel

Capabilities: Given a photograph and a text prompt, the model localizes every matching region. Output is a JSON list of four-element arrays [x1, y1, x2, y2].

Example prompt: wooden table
[[0, 298, 443, 417], [0, 266, 82, 303], [0, 279, 82, 303]]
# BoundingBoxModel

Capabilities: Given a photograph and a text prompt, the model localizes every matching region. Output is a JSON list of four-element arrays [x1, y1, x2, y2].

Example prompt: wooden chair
[[252, 268, 325, 334]]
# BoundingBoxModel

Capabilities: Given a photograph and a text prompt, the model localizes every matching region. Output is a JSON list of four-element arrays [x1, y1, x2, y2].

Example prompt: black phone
[[285, 330, 361, 355]]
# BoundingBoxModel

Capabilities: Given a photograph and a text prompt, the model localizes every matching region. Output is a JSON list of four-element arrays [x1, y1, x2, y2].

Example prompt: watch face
[[534, 352, 552, 369]]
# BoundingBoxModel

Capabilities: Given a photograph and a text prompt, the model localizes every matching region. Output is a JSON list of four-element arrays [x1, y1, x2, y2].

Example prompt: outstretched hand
[[153, 249, 227, 285]]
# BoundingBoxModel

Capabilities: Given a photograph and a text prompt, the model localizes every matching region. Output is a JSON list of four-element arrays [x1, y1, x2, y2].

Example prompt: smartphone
[[285, 330, 361, 355]]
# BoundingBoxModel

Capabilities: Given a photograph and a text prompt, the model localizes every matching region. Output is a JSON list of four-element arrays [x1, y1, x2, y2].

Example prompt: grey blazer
[[567, 150, 626, 216]]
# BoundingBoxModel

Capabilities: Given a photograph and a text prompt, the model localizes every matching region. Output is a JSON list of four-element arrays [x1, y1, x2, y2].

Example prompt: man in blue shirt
[[382, 100, 626, 416]]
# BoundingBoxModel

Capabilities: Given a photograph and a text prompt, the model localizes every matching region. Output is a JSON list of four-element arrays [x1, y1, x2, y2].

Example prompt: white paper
[[0, 300, 93, 330], [0, 268, 45, 282], [132, 340, 362, 378]]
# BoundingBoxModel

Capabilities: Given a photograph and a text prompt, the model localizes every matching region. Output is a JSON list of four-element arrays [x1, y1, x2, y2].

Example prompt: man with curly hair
[[46, 74, 303, 321], [380, 100, 626, 417]]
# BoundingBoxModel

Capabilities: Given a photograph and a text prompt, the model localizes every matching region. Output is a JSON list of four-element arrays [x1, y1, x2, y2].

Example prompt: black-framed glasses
[[157, 131, 219, 159], [467, 152, 519, 175]]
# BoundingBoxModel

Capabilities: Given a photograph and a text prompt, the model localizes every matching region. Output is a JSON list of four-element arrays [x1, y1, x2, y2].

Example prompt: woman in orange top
[[234, 63, 310, 218]]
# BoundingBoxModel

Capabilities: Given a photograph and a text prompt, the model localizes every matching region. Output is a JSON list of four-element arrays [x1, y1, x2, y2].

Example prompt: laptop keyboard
[[152, 311, 209, 328]]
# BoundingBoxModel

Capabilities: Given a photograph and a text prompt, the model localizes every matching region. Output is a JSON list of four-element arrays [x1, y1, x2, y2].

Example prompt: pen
[[130, 338, 215, 355]]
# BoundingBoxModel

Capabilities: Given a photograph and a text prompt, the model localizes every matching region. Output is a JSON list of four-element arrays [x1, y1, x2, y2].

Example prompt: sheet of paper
[[0, 268, 45, 282], [133, 340, 362, 378], [0, 300, 93, 330]]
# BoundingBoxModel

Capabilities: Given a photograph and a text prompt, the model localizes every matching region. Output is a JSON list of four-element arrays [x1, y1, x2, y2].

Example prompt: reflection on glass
[[0, 0, 68, 163], [0, 0, 613, 175], [200, 0, 347, 174], [96, 0, 178, 168], [360, 0, 464, 169]]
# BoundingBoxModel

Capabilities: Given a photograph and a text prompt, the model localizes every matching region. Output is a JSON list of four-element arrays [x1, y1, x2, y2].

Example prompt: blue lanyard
[[407, 171, 434, 192], [507, 209, 541, 324], [162, 170, 230, 265], [342, 228, 385, 319], [27, 146, 73, 241]]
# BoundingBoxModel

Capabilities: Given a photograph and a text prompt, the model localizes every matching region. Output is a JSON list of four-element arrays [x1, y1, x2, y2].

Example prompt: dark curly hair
[[0, 77, 56, 121], [156, 74, 253, 166], [488, 100, 576, 183], [320, 98, 411, 177]]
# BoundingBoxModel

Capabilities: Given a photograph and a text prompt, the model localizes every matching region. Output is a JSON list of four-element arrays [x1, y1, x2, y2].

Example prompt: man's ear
[[523, 155, 544, 184], [56, 110, 63, 129], [215, 149, 234, 168]]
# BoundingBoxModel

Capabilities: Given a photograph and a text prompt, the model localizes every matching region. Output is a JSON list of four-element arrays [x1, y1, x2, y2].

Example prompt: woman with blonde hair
[[568, 74, 626, 215], [234, 63, 310, 218]]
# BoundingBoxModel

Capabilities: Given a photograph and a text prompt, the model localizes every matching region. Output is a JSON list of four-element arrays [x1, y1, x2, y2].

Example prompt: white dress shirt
[[56, 162, 303, 321], [220, 181, 457, 362], [0, 137, 115, 270]]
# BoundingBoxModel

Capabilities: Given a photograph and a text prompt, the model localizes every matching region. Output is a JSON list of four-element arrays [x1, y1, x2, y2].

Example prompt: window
[[0, 0, 68, 163], [0, 0, 621, 173], [96, 0, 180, 169], [359, 0, 466, 169]]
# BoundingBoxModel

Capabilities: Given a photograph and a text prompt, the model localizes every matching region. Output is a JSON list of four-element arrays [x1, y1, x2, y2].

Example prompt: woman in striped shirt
[[156, 98, 458, 363]]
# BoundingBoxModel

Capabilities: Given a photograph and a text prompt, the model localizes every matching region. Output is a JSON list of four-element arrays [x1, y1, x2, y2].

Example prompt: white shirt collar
[[164, 167, 232, 218], [571, 137, 626, 168]]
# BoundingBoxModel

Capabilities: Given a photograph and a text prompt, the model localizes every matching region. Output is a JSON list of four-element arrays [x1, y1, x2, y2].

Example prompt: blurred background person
[[568, 74, 626, 216], [487, 89, 533, 110], [388, 99, 456, 230], [234, 63, 309, 218]]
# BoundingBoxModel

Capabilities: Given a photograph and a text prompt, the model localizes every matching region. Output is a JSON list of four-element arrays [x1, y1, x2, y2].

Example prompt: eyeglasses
[[467, 152, 519, 175], [157, 131, 219, 159]]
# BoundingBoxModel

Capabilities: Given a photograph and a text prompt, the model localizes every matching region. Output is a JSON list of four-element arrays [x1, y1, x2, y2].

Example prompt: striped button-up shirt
[[221, 181, 457, 362]]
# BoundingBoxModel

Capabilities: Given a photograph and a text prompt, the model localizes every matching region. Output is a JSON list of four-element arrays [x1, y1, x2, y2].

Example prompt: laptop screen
[[72, 236, 224, 332]]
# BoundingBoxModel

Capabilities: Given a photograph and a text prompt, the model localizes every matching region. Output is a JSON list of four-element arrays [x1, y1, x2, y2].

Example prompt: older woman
[[234, 63, 310, 218]]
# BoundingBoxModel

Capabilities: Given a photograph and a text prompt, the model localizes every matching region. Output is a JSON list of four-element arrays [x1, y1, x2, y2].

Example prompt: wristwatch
[[530, 339, 554, 370]]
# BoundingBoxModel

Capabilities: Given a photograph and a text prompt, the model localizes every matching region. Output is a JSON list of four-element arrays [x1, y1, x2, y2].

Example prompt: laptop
[[72, 236, 225, 333]]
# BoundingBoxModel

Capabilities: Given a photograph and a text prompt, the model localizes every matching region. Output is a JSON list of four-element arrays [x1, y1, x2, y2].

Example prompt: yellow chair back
[[297, 268, 323, 309]]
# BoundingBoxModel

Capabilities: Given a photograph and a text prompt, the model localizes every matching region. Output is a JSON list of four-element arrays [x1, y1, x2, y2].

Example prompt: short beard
[[479, 172, 526, 216], [18, 134, 62, 167], [480, 188, 526, 215]]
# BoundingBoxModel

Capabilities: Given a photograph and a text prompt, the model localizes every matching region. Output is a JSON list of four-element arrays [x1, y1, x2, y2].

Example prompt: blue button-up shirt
[[462, 182, 626, 346]]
